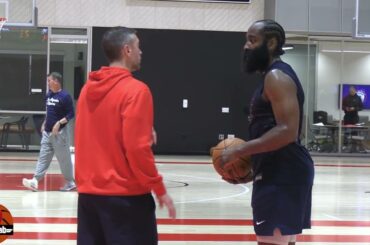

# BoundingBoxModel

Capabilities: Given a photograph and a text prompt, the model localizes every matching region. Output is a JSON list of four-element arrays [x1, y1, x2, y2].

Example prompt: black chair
[[342, 126, 367, 153], [0, 116, 34, 150], [308, 124, 334, 152], [313, 111, 328, 125], [32, 114, 45, 137], [308, 112, 335, 152]]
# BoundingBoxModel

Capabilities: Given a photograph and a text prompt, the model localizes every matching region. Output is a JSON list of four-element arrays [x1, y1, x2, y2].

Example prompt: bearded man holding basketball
[[221, 19, 314, 245]]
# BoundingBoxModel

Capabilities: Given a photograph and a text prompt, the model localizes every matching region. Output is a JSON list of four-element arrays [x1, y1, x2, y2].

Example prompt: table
[[311, 123, 369, 153]]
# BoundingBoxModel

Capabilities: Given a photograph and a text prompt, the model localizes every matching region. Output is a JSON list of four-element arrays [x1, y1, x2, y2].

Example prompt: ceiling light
[[321, 50, 370, 54], [282, 45, 294, 51]]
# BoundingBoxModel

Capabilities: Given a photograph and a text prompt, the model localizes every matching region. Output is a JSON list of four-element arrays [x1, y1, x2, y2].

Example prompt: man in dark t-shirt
[[342, 86, 363, 125], [22, 72, 76, 192]]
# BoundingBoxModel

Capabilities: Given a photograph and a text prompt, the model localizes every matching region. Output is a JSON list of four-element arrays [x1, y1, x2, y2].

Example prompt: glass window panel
[[341, 41, 370, 154], [0, 26, 47, 150]]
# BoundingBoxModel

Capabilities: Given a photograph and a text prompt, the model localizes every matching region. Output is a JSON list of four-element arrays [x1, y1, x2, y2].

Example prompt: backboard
[[0, 0, 36, 27]]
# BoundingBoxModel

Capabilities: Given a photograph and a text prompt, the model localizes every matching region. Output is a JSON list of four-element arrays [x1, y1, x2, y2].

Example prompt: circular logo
[[0, 204, 14, 243]]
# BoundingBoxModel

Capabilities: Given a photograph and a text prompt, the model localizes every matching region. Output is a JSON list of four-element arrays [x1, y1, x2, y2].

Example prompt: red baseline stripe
[[160, 234, 370, 242], [298, 234, 370, 243], [10, 232, 76, 240], [314, 163, 370, 168], [14, 217, 77, 224], [159, 233, 256, 241], [8, 232, 370, 242], [311, 220, 370, 227], [13, 217, 370, 227]]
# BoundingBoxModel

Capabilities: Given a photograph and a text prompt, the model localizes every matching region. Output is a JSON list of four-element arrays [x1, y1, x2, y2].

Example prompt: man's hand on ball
[[220, 147, 238, 167]]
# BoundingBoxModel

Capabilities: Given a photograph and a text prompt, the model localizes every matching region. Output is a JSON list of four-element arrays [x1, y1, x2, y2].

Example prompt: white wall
[[36, 0, 264, 32], [317, 41, 370, 121]]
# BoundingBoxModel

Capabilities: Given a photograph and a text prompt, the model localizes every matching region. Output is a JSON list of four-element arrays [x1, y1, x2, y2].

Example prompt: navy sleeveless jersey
[[248, 60, 314, 185]]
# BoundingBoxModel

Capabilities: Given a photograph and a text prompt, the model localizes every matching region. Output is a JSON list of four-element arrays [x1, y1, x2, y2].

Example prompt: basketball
[[0, 205, 14, 242], [210, 138, 253, 183]]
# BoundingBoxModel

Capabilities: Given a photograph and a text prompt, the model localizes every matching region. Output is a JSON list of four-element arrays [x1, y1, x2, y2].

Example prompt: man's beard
[[242, 41, 270, 74]]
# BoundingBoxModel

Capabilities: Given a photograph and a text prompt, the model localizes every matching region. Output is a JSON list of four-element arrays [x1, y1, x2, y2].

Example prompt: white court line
[[322, 213, 343, 221], [165, 173, 250, 204], [11, 164, 247, 212], [13, 172, 250, 211]]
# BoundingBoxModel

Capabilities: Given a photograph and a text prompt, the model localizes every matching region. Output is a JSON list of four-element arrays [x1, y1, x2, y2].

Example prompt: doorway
[[48, 28, 90, 146]]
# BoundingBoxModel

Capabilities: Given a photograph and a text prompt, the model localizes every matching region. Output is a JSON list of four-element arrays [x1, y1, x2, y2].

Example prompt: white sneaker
[[60, 181, 76, 192], [22, 178, 38, 192]]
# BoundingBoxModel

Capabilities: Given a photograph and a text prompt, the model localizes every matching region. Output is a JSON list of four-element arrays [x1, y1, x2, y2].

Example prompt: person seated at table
[[342, 86, 363, 125]]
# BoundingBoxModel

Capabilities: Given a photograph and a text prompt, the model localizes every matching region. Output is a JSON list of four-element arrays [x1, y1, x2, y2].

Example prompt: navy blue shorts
[[77, 193, 157, 245], [252, 183, 312, 236]]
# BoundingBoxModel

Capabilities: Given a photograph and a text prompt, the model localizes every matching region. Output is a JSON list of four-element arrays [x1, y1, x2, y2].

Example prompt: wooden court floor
[[0, 153, 370, 244]]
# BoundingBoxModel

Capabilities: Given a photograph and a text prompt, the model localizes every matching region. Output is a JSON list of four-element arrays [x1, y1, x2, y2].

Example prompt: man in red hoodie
[[75, 27, 176, 245]]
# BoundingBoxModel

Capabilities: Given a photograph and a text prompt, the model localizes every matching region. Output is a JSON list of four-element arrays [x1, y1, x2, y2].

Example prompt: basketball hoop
[[0, 17, 7, 39]]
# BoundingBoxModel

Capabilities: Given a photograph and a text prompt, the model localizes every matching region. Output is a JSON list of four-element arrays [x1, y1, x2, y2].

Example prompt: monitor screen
[[340, 84, 370, 110]]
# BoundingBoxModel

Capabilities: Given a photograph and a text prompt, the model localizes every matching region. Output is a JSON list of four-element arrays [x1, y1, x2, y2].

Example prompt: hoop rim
[[0, 17, 7, 22]]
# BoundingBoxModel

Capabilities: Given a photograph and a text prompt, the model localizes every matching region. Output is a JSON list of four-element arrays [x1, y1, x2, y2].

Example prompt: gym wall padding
[[92, 27, 261, 155], [0, 54, 63, 111]]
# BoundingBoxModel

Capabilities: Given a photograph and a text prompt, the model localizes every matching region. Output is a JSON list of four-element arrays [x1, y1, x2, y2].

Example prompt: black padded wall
[[0, 54, 63, 111], [92, 27, 261, 154]]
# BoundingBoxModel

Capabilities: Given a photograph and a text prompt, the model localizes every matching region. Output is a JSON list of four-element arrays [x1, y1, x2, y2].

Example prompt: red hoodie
[[75, 66, 166, 196]]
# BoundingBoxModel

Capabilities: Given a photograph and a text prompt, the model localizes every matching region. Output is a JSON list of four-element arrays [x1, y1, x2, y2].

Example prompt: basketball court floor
[[0, 153, 369, 244]]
